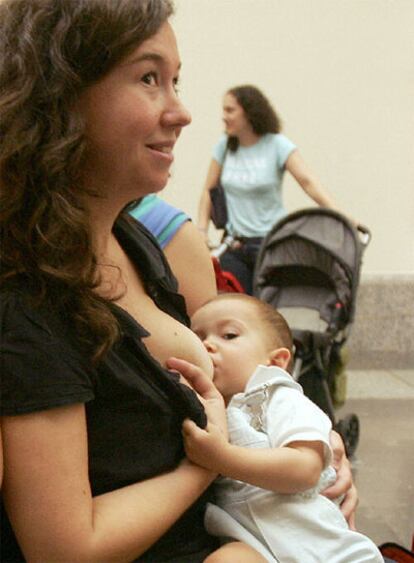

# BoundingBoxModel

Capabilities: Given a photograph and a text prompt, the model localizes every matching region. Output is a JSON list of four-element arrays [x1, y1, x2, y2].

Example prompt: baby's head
[[191, 294, 293, 403]]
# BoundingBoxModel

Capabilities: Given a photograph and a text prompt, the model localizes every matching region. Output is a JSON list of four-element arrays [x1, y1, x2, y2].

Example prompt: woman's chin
[[151, 184, 168, 195], [138, 176, 170, 197]]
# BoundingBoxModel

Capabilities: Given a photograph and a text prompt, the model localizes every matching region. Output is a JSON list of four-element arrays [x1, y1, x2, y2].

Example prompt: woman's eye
[[141, 72, 157, 86], [173, 76, 180, 93]]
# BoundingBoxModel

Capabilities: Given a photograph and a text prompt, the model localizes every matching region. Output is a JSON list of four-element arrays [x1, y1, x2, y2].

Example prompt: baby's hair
[[211, 293, 293, 366]]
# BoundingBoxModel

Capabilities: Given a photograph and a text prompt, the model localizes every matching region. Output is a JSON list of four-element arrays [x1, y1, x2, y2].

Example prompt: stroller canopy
[[253, 208, 366, 331]]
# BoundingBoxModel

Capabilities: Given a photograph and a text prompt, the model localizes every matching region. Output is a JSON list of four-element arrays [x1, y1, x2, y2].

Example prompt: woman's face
[[222, 93, 251, 138], [78, 22, 191, 204]]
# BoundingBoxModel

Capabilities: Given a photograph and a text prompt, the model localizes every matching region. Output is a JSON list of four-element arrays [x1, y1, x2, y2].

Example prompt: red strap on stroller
[[212, 257, 244, 294], [379, 541, 414, 562]]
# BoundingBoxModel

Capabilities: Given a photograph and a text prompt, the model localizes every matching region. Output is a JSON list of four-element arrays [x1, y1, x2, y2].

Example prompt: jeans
[[219, 237, 263, 295]]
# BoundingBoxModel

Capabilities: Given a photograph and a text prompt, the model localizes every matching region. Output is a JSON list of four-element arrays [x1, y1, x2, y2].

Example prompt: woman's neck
[[237, 128, 261, 147], [80, 189, 121, 261], [88, 209, 129, 301]]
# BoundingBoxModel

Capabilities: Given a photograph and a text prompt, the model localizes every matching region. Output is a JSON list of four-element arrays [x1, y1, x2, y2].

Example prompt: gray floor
[[336, 369, 414, 550]]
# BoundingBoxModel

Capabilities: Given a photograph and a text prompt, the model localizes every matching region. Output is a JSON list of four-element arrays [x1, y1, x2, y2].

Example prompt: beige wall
[[162, 0, 414, 276]]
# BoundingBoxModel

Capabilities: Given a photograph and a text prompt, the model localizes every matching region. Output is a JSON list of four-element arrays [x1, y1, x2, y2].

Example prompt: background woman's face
[[78, 22, 191, 206], [222, 93, 250, 138]]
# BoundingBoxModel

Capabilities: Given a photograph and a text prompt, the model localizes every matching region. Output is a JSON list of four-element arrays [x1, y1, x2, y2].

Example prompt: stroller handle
[[210, 234, 236, 258], [356, 223, 372, 247]]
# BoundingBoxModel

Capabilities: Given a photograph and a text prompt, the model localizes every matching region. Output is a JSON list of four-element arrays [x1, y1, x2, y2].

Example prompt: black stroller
[[253, 208, 371, 457]]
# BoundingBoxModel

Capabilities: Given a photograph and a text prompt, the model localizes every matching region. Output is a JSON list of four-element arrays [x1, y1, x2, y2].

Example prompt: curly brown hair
[[226, 85, 282, 152], [0, 0, 174, 362]]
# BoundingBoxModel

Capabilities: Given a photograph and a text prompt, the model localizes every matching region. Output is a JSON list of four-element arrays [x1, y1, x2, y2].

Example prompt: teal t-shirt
[[129, 194, 189, 249], [213, 133, 296, 237]]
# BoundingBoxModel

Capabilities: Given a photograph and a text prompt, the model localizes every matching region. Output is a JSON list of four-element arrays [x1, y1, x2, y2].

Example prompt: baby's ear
[[267, 347, 291, 370]]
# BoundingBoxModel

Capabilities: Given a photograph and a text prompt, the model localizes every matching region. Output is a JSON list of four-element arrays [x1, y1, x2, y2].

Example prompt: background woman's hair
[[0, 0, 174, 362], [226, 85, 282, 152]]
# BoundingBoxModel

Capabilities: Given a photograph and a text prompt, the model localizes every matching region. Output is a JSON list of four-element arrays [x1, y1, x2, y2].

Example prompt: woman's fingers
[[323, 431, 358, 525], [329, 430, 346, 470], [347, 509, 357, 532], [323, 463, 351, 500], [339, 484, 358, 529]]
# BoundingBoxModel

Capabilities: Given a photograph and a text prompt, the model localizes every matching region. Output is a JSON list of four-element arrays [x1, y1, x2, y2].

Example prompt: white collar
[[244, 364, 303, 396]]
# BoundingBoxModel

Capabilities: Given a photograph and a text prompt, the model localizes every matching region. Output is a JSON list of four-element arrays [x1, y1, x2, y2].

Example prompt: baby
[[184, 293, 382, 563]]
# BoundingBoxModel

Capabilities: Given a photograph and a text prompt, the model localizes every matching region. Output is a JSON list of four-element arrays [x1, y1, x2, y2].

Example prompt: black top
[[0, 216, 218, 562]]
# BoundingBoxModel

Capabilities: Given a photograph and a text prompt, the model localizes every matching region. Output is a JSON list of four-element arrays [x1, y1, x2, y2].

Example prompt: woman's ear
[[267, 347, 291, 370]]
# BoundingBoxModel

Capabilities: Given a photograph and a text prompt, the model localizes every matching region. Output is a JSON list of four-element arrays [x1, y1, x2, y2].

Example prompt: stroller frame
[[253, 207, 371, 456]]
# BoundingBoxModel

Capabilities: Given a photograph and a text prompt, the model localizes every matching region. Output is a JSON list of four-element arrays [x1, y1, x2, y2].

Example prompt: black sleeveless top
[[0, 216, 218, 562]]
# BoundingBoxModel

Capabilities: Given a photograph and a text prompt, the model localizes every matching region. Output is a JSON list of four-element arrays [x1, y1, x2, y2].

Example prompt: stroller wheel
[[335, 414, 360, 458]]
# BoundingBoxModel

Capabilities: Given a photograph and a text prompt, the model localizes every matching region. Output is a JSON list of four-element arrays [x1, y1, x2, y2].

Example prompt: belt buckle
[[230, 237, 243, 250]]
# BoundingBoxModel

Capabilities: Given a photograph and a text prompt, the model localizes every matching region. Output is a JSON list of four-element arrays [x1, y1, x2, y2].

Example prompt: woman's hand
[[322, 430, 358, 530], [166, 357, 228, 438]]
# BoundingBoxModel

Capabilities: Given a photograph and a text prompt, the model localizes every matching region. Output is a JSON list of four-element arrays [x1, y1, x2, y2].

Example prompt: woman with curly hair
[[0, 1, 271, 561], [198, 85, 340, 294]]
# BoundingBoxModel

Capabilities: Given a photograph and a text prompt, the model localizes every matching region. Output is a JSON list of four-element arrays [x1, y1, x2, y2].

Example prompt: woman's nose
[[161, 93, 191, 130]]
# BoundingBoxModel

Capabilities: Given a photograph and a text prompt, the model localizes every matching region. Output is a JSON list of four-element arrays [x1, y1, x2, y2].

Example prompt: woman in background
[[198, 85, 340, 294]]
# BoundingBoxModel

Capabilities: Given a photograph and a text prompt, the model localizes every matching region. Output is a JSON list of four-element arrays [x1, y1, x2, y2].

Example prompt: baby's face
[[191, 299, 273, 402]]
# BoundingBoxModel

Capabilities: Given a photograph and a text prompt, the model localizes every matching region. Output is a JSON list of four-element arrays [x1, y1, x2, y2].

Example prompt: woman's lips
[[147, 142, 174, 163]]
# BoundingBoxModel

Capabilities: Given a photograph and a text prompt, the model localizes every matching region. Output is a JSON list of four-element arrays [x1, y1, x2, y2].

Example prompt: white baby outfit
[[205, 365, 383, 563]]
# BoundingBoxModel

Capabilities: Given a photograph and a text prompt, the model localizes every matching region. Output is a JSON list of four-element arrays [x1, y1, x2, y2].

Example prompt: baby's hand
[[168, 357, 227, 437], [182, 419, 230, 472]]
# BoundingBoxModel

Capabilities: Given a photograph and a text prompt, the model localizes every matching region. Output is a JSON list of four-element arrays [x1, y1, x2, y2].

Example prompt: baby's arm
[[182, 419, 324, 494]]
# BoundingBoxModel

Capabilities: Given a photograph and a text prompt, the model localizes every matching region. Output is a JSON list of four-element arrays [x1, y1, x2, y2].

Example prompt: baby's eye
[[141, 72, 157, 86], [223, 332, 238, 340]]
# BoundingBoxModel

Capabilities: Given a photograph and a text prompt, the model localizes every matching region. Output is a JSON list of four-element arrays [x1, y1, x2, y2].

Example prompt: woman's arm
[[164, 221, 217, 316], [1, 404, 216, 563], [197, 159, 222, 235], [182, 420, 324, 494], [285, 150, 338, 209]]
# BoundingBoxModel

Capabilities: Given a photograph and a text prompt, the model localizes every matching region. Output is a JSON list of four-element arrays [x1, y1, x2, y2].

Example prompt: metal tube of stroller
[[211, 235, 235, 259], [356, 223, 372, 247], [292, 357, 303, 382]]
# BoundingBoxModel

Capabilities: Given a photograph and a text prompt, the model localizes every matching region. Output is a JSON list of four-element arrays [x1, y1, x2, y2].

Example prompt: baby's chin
[[204, 358, 214, 381], [212, 372, 224, 393], [206, 365, 214, 381]]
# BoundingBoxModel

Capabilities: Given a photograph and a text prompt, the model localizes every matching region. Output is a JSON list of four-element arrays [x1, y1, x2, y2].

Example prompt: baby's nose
[[203, 339, 217, 353]]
